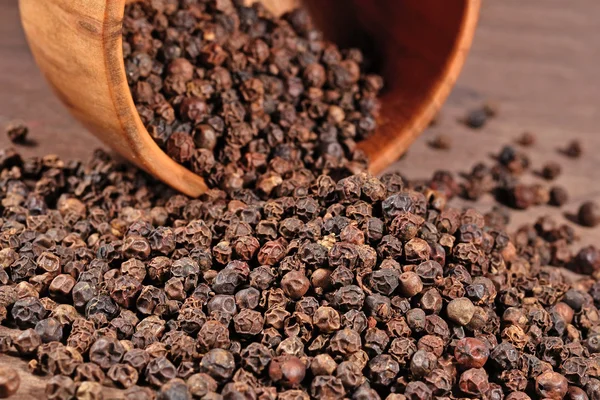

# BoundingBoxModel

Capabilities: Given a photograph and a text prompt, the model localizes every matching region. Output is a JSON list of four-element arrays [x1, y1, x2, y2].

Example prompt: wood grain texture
[[1, 0, 600, 397], [18, 0, 479, 195]]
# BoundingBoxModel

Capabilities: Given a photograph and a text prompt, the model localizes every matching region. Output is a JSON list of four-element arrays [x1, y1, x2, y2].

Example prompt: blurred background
[[0, 0, 599, 245]]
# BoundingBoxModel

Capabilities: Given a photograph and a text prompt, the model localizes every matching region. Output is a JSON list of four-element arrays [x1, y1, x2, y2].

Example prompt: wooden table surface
[[1, 0, 600, 398]]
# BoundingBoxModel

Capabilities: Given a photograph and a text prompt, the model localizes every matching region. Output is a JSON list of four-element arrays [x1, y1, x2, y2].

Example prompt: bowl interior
[[259, 0, 478, 173]]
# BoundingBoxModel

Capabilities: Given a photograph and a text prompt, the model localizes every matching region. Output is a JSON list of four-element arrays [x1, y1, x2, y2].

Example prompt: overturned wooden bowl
[[19, 0, 480, 197]]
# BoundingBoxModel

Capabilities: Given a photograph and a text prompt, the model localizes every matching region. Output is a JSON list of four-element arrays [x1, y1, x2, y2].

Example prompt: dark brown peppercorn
[[564, 140, 583, 158], [89, 337, 125, 370], [35, 342, 82, 376], [124, 386, 155, 400], [0, 367, 20, 398], [429, 134, 452, 150], [313, 306, 341, 333], [5, 121, 28, 144], [463, 106, 491, 129], [12, 297, 47, 328], [542, 161, 562, 180], [158, 378, 190, 400], [200, 349, 235, 382], [145, 357, 177, 388], [233, 309, 264, 336], [516, 131, 536, 146], [13, 328, 41, 355], [459, 368, 489, 396], [49, 274, 76, 300], [311, 375, 345, 399], [578, 201, 600, 227], [74, 363, 105, 384], [550, 186, 569, 206], [107, 363, 139, 389], [34, 318, 63, 343], [404, 381, 432, 400], [368, 354, 399, 386], [410, 350, 437, 378], [336, 361, 364, 388], [45, 375, 75, 400], [311, 354, 337, 376], [566, 386, 589, 400], [280, 271, 310, 300]]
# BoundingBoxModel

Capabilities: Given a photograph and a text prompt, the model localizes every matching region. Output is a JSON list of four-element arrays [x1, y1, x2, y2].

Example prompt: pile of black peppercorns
[[0, 143, 599, 400], [1, 1, 600, 400], [123, 0, 382, 194]]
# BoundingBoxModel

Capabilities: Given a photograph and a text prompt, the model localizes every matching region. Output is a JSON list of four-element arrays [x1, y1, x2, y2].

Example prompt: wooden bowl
[[19, 0, 481, 196]]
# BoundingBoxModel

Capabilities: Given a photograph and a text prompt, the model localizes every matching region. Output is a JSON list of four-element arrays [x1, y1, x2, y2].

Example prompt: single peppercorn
[[536, 371, 569, 399], [564, 140, 583, 158], [429, 134, 452, 150], [0, 367, 20, 398], [13, 328, 41, 355], [46, 375, 76, 400], [454, 337, 489, 369], [516, 132, 536, 146], [200, 349, 235, 382], [281, 271, 310, 300], [107, 363, 139, 389], [76, 381, 103, 400], [464, 108, 489, 129], [12, 297, 46, 328], [311, 354, 337, 376], [542, 161, 562, 180], [550, 186, 569, 206], [34, 318, 63, 343], [158, 378, 191, 400], [578, 201, 600, 227], [269, 356, 306, 388], [5, 121, 28, 144], [446, 297, 476, 326], [398, 272, 423, 297]]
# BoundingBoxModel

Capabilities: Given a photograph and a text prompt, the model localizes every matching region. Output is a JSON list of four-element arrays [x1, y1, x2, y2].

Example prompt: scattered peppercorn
[[428, 134, 452, 150], [483, 100, 500, 118], [578, 201, 600, 227], [564, 140, 583, 158], [516, 131, 536, 147], [542, 161, 562, 180], [5, 121, 28, 144], [550, 186, 569, 206], [463, 101, 497, 129], [464, 108, 489, 129], [0, 367, 20, 398]]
